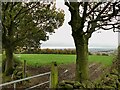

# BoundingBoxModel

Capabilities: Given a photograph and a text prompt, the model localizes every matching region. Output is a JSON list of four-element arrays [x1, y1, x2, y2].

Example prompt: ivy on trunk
[[72, 32, 89, 82], [5, 47, 14, 76]]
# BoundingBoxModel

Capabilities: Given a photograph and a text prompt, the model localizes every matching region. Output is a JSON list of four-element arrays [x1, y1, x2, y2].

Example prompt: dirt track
[[1, 63, 109, 89], [24, 63, 108, 89]]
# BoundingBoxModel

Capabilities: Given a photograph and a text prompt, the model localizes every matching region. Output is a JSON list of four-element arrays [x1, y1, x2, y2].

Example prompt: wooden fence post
[[23, 60, 26, 78], [50, 62, 58, 88]]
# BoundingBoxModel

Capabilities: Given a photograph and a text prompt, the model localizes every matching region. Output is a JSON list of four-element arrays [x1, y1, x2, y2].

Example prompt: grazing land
[[15, 54, 113, 67]]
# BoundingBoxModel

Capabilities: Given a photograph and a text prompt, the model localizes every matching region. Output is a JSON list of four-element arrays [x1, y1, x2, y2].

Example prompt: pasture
[[15, 54, 113, 67]]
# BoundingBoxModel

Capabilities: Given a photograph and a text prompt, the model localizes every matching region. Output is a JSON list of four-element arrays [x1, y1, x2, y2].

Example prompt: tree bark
[[72, 33, 89, 83], [5, 46, 14, 76], [118, 46, 120, 81], [65, 2, 89, 83]]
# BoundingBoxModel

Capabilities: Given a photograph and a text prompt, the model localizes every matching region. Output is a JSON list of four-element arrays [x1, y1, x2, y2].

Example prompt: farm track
[[1, 63, 110, 89], [25, 63, 109, 88]]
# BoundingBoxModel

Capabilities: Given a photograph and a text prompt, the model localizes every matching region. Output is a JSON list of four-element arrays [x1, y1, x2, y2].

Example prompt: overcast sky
[[41, 0, 118, 49]]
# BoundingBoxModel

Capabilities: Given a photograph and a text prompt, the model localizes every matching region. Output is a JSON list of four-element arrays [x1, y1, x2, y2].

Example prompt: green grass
[[15, 54, 76, 67], [15, 54, 113, 67], [89, 55, 113, 66]]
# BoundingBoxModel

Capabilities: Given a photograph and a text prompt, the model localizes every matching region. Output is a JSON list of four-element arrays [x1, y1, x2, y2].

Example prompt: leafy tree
[[2, 2, 64, 75], [65, 1, 120, 83]]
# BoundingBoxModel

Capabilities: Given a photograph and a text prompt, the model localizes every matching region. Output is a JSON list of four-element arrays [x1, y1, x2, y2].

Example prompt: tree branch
[[82, 2, 88, 21], [87, 2, 102, 16], [96, 22, 120, 27], [80, 2, 88, 31], [13, 4, 24, 20], [64, 0, 74, 11], [97, 2, 111, 17], [20, 3, 39, 15]]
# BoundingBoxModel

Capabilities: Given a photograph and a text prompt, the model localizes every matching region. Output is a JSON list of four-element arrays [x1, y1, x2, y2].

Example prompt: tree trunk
[[65, 2, 89, 83], [72, 33, 89, 83], [118, 46, 120, 81], [5, 47, 14, 76]]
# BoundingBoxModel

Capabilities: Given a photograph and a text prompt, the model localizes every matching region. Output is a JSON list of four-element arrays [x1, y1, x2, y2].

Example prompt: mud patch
[[25, 63, 106, 88], [1, 63, 110, 89]]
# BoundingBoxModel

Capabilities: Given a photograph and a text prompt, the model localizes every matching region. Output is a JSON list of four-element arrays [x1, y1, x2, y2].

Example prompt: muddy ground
[[24, 63, 109, 89], [2, 63, 110, 89]]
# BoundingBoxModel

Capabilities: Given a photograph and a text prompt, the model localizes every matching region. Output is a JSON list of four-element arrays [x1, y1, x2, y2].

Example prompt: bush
[[102, 53, 109, 56], [89, 52, 92, 55], [96, 53, 101, 56], [95, 71, 119, 89]]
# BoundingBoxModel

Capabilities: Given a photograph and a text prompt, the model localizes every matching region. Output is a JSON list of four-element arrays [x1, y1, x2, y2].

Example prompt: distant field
[[14, 54, 113, 67]]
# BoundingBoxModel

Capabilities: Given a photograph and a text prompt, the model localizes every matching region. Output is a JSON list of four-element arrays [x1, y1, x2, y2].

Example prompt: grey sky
[[41, 0, 118, 49]]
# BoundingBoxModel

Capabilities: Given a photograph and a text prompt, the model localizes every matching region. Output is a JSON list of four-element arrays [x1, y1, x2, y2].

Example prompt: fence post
[[23, 60, 26, 78], [50, 62, 58, 88], [14, 83, 16, 90]]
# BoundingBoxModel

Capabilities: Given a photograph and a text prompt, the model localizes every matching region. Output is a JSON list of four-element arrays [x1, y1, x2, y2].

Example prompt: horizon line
[[41, 46, 117, 49]]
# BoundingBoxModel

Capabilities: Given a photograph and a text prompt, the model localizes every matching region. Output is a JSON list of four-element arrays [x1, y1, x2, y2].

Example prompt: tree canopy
[[2, 2, 64, 49]]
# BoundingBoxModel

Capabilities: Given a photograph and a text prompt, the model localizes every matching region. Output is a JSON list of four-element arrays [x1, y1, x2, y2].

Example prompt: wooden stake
[[50, 62, 58, 88]]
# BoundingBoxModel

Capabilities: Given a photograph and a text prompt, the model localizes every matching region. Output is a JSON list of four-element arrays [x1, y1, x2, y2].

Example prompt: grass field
[[14, 54, 113, 67]]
